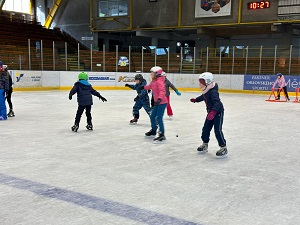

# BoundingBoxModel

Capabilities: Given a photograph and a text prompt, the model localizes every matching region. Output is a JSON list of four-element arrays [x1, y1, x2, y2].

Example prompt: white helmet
[[199, 72, 213, 85], [150, 66, 163, 76]]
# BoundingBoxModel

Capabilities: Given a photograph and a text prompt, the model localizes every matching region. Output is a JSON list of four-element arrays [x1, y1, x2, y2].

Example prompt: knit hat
[[199, 78, 206, 86], [277, 73, 283, 77]]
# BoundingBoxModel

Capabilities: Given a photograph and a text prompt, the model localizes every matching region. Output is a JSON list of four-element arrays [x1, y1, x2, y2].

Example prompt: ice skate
[[216, 146, 228, 158], [71, 124, 79, 132], [86, 124, 93, 130], [7, 109, 15, 117], [145, 129, 156, 137], [130, 118, 138, 125], [197, 143, 208, 154], [169, 116, 173, 120], [153, 132, 166, 143]]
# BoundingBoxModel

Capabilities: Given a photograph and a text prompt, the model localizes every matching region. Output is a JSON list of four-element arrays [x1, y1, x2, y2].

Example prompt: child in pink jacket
[[143, 66, 167, 143], [272, 73, 290, 101]]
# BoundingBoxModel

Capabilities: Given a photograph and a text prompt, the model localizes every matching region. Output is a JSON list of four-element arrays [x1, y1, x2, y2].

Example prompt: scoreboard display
[[247, 1, 270, 10]]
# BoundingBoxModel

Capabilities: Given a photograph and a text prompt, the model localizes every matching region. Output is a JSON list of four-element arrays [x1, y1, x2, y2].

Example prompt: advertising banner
[[88, 72, 116, 86], [243, 75, 300, 91], [12, 71, 42, 87], [195, 0, 231, 18]]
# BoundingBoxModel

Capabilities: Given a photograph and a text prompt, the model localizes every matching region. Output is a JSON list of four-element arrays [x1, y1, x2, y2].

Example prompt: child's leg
[[277, 89, 281, 98], [166, 96, 173, 116], [85, 105, 92, 125], [213, 112, 226, 146], [283, 86, 289, 99], [75, 105, 85, 125], [0, 89, 7, 120], [156, 103, 167, 133], [150, 106, 158, 131], [133, 100, 142, 119], [6, 89, 13, 110], [201, 119, 214, 143], [142, 97, 151, 116]]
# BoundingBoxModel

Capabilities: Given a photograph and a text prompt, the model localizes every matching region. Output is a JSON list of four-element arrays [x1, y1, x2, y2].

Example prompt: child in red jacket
[[143, 66, 167, 143]]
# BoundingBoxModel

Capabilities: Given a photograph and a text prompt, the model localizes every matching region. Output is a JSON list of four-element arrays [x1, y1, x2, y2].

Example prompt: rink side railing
[[2, 41, 300, 75]]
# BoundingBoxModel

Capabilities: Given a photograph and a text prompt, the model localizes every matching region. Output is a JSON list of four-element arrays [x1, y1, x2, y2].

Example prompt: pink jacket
[[144, 76, 167, 104], [272, 76, 287, 88]]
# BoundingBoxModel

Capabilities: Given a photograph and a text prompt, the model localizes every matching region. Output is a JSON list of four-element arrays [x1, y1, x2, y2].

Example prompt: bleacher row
[[0, 14, 299, 75]]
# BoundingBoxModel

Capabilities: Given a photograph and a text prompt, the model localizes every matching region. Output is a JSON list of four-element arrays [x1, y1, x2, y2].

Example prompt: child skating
[[0, 62, 9, 120], [142, 66, 168, 143], [190, 72, 227, 158], [69, 72, 107, 132], [125, 74, 151, 124], [4, 65, 14, 117], [272, 73, 290, 101]]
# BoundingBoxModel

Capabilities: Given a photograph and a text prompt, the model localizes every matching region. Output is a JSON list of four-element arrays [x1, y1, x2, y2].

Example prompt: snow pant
[[75, 105, 92, 125], [132, 97, 151, 119], [150, 103, 167, 134], [201, 111, 226, 147], [0, 89, 7, 120]]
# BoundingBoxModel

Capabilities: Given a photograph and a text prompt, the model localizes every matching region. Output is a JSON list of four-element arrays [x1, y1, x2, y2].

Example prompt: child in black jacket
[[190, 72, 227, 158], [69, 72, 107, 132]]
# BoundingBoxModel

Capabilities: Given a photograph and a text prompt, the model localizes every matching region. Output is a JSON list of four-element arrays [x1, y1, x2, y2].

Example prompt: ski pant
[[201, 111, 226, 147], [75, 105, 92, 125], [166, 96, 173, 116], [132, 98, 151, 119], [150, 103, 167, 134], [6, 88, 13, 110], [0, 89, 7, 120], [277, 86, 289, 99]]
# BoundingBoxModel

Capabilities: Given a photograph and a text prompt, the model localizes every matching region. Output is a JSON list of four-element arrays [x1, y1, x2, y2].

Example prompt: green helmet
[[78, 72, 88, 80]]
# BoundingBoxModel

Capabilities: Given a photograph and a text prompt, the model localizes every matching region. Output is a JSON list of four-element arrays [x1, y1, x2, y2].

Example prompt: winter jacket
[[165, 78, 178, 96], [144, 76, 167, 104], [127, 79, 148, 98], [194, 83, 224, 113], [272, 76, 287, 88], [0, 71, 9, 92], [69, 80, 101, 106]]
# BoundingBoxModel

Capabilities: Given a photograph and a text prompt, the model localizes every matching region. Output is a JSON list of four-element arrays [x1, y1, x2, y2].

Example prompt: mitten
[[125, 84, 130, 87], [175, 90, 181, 96], [207, 110, 217, 120], [190, 98, 196, 103], [154, 98, 162, 106], [99, 96, 107, 102], [69, 95, 72, 100], [134, 96, 139, 101]]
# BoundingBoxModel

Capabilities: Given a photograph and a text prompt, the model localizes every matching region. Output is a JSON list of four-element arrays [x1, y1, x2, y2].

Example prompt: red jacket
[[144, 76, 167, 104]]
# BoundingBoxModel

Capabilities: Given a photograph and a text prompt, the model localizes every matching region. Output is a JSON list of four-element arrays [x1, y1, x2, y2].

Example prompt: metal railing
[[1, 41, 300, 75]]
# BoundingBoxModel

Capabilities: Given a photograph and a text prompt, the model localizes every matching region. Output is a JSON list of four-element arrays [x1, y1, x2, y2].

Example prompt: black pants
[[277, 86, 289, 99], [201, 111, 226, 147], [6, 88, 13, 110], [75, 105, 92, 125]]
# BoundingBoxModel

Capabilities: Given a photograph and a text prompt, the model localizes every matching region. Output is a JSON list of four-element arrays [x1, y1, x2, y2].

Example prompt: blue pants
[[150, 103, 167, 134], [201, 111, 226, 146], [0, 89, 7, 120], [132, 98, 151, 118]]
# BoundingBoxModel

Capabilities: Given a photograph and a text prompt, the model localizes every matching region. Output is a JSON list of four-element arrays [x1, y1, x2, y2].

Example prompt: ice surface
[[1, 90, 300, 225]]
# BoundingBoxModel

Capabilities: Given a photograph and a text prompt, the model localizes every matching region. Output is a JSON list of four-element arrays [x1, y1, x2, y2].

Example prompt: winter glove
[[175, 90, 181, 96], [134, 96, 139, 101], [154, 98, 162, 106], [69, 95, 72, 100], [207, 110, 217, 120], [190, 98, 196, 103], [99, 96, 107, 102], [125, 84, 130, 87]]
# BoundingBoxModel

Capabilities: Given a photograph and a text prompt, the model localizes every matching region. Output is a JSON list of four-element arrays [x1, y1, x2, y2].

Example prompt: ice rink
[[1, 90, 300, 225]]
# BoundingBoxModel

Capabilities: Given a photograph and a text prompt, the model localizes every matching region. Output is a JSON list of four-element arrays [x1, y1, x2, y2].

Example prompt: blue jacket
[[128, 79, 148, 99], [195, 83, 224, 113], [0, 71, 9, 92], [69, 80, 101, 106]]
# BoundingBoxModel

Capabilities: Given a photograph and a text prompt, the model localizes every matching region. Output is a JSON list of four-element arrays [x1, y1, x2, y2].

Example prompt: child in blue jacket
[[69, 72, 107, 132], [125, 74, 151, 124], [190, 72, 227, 158]]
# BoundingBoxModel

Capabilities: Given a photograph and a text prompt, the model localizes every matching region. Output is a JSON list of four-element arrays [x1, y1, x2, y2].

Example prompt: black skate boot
[[130, 118, 138, 125], [71, 124, 79, 132], [7, 109, 15, 117], [216, 146, 228, 158], [197, 143, 208, 154], [86, 124, 93, 130], [153, 132, 166, 143], [145, 129, 156, 137]]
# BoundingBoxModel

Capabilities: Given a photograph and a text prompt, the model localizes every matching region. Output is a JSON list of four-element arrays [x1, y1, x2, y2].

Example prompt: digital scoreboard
[[247, 1, 270, 10]]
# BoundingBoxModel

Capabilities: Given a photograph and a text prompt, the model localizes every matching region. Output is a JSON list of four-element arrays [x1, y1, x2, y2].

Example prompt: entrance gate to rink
[[3, 40, 300, 75]]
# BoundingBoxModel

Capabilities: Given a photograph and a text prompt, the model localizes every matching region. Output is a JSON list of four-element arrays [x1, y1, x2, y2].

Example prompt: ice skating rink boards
[[1, 90, 299, 225]]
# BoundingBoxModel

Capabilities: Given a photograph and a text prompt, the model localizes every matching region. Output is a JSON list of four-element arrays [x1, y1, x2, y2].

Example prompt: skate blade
[[216, 154, 228, 159], [130, 122, 137, 125], [197, 150, 208, 154], [153, 139, 166, 144]]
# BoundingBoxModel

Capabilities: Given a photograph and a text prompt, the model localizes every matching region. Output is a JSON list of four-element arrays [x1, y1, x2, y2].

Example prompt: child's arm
[[91, 87, 107, 102], [125, 84, 136, 90], [190, 95, 204, 103], [69, 83, 78, 100], [166, 79, 181, 95], [272, 79, 278, 89]]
